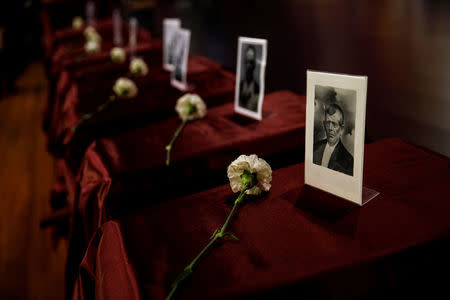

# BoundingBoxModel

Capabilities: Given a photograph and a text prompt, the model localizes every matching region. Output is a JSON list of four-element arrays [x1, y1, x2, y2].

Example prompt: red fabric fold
[[49, 56, 234, 161], [76, 221, 143, 300], [66, 91, 306, 296], [75, 90, 306, 243], [75, 138, 450, 299]]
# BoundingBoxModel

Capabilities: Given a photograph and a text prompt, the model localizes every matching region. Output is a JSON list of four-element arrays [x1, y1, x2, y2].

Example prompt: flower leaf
[[223, 232, 240, 241], [210, 227, 220, 240]]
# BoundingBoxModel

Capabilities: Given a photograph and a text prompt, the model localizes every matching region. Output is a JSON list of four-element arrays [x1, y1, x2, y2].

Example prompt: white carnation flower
[[113, 77, 138, 99], [72, 16, 84, 30], [84, 26, 102, 42], [175, 94, 207, 121], [84, 40, 101, 55], [227, 154, 272, 195], [129, 57, 149, 76], [110, 47, 126, 63]]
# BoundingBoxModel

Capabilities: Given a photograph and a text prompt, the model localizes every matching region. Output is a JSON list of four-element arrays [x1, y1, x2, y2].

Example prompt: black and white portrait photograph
[[313, 85, 356, 176], [305, 71, 368, 205], [234, 37, 267, 120], [170, 28, 190, 91], [163, 18, 181, 71]]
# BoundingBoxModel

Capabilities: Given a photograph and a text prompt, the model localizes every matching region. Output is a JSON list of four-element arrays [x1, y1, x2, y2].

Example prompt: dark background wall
[[150, 0, 450, 157]]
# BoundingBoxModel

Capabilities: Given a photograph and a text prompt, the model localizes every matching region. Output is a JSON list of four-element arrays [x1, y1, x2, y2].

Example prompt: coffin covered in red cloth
[[48, 56, 235, 162], [49, 20, 157, 76], [43, 21, 160, 133], [41, 1, 114, 60], [66, 90, 306, 295], [44, 37, 161, 134], [75, 90, 306, 242], [74, 139, 450, 300]]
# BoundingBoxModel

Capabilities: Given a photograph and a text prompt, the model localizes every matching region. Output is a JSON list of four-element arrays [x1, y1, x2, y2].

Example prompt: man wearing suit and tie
[[313, 103, 354, 176], [239, 45, 260, 112]]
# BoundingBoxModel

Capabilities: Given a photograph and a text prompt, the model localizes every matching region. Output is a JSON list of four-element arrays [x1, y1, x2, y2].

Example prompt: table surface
[[65, 90, 307, 293], [77, 90, 306, 222], [74, 138, 450, 300], [50, 26, 156, 75], [49, 56, 234, 160]]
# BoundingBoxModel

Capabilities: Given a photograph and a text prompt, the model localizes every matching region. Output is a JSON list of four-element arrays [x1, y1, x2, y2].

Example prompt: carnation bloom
[[110, 47, 126, 63], [129, 57, 149, 76], [112, 77, 138, 99], [227, 154, 272, 195], [175, 94, 207, 121], [84, 26, 102, 42], [84, 40, 101, 54], [72, 16, 84, 30]]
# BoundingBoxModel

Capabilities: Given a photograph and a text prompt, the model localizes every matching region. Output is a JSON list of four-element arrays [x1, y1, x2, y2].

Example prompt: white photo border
[[163, 18, 181, 71], [170, 28, 191, 91], [304, 70, 368, 205], [234, 37, 267, 121]]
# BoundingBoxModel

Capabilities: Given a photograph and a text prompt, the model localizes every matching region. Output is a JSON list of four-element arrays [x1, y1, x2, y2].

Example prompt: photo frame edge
[[170, 28, 190, 91], [162, 18, 181, 71], [234, 37, 268, 121], [305, 70, 368, 205]]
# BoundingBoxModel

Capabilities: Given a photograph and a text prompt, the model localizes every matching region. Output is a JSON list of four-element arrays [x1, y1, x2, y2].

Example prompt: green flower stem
[[166, 188, 248, 300], [219, 189, 246, 235], [72, 95, 116, 132], [165, 119, 188, 166]]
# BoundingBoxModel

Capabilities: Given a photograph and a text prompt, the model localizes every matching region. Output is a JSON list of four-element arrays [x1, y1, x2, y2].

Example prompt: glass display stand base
[[296, 184, 380, 222], [362, 186, 380, 206]]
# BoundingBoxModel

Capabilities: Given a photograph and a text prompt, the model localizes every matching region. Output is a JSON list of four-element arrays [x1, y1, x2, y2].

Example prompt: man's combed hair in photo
[[245, 44, 256, 57], [325, 103, 345, 126]]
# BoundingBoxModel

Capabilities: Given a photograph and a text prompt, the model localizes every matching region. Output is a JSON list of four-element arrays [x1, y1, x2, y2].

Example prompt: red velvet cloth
[[48, 57, 235, 253], [44, 39, 160, 134], [49, 56, 235, 162], [47, 44, 161, 146], [75, 139, 450, 299], [45, 17, 152, 65], [44, 18, 115, 61], [74, 90, 305, 248], [66, 90, 306, 296], [43, 22, 159, 133], [50, 33, 156, 77], [49, 21, 156, 76]]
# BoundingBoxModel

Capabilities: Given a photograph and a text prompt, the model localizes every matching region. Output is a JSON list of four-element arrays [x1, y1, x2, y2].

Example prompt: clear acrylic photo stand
[[297, 184, 380, 221], [361, 186, 380, 206]]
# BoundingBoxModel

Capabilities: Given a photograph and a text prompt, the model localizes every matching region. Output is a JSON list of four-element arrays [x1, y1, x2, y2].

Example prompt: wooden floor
[[0, 62, 66, 299]]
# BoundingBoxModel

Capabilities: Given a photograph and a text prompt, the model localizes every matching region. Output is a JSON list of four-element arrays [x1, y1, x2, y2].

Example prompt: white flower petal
[[110, 47, 126, 63], [227, 154, 272, 195], [129, 58, 149, 76], [84, 26, 102, 42], [72, 17, 84, 30], [113, 77, 138, 99], [175, 94, 207, 121], [85, 40, 101, 54]]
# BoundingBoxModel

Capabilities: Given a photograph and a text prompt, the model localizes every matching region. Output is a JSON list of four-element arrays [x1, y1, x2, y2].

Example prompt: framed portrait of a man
[[170, 28, 190, 91], [163, 18, 181, 71], [305, 71, 368, 205], [234, 37, 267, 120]]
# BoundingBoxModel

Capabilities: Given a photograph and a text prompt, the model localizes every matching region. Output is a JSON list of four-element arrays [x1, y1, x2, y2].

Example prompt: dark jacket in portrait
[[174, 64, 182, 82], [239, 80, 260, 112], [313, 139, 354, 176]]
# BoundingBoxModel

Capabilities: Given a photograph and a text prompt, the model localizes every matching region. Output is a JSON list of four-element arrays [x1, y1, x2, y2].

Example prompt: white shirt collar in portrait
[[321, 141, 338, 167]]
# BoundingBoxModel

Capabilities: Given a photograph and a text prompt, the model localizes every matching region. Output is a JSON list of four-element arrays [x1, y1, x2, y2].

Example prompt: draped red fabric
[[43, 18, 159, 134], [77, 90, 306, 235], [48, 56, 235, 163], [65, 91, 306, 295], [49, 31, 157, 77], [53, 58, 235, 294], [47, 17, 154, 72], [74, 138, 450, 299]]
